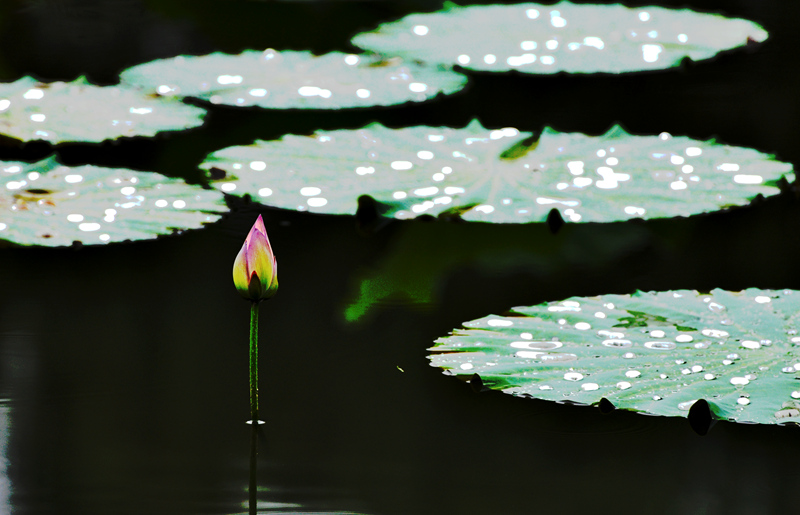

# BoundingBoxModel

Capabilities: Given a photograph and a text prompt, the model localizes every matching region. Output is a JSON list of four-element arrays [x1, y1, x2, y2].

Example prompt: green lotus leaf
[[0, 76, 206, 144], [200, 120, 791, 224], [0, 156, 225, 246], [430, 288, 800, 426], [352, 2, 768, 74], [120, 50, 467, 109]]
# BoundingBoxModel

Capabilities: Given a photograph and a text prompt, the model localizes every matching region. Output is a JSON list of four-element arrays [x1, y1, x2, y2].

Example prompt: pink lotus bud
[[233, 214, 278, 301]]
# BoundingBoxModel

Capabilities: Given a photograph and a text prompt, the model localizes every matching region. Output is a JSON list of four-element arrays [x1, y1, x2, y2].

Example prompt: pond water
[[2, 0, 800, 514]]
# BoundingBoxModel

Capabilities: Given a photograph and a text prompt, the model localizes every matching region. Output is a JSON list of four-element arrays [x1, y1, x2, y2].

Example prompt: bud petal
[[233, 215, 278, 301]]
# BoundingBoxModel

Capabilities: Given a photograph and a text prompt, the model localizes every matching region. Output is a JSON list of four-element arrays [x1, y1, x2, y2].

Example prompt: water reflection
[[0, 405, 9, 515]]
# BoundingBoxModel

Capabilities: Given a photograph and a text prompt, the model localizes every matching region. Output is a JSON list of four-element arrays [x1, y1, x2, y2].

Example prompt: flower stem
[[249, 301, 259, 423], [248, 302, 260, 515]]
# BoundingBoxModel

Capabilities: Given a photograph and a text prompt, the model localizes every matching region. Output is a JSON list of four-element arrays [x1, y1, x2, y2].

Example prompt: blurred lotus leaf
[[0, 76, 206, 144], [0, 156, 225, 246], [201, 121, 791, 224], [431, 288, 800, 426], [352, 2, 767, 74], [120, 50, 467, 109]]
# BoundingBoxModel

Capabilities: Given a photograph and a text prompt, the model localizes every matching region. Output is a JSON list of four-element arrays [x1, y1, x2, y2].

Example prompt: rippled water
[[2, 0, 800, 514]]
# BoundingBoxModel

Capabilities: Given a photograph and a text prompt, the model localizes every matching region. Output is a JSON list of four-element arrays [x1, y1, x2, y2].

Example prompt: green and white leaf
[[352, 2, 768, 74], [430, 288, 800, 425], [120, 50, 467, 109], [201, 120, 790, 224], [0, 157, 225, 246], [0, 77, 205, 144]]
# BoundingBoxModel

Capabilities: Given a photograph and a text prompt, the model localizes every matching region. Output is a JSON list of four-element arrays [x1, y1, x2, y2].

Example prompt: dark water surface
[[2, 1, 800, 514]]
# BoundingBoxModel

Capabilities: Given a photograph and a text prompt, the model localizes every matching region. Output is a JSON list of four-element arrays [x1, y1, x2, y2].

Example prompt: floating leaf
[[352, 2, 768, 74], [120, 50, 467, 109], [430, 288, 800, 426], [0, 76, 205, 144], [0, 157, 225, 246], [200, 121, 791, 223]]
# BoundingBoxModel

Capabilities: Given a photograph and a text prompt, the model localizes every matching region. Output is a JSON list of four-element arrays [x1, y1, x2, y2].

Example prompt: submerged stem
[[249, 301, 259, 423]]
